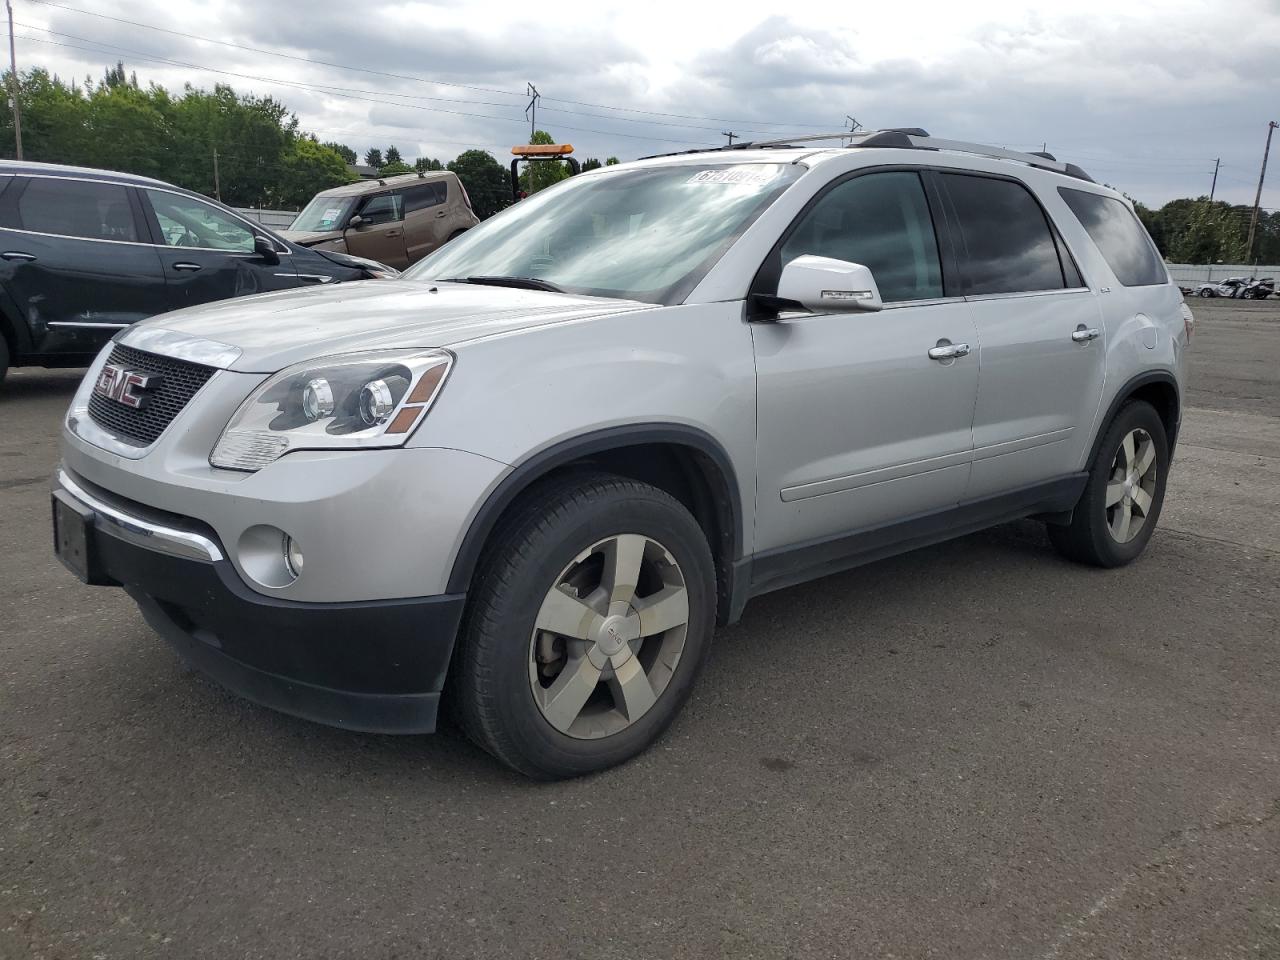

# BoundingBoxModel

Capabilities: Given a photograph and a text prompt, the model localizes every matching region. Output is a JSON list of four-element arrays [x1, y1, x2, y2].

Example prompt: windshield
[[290, 195, 357, 233], [403, 163, 802, 303]]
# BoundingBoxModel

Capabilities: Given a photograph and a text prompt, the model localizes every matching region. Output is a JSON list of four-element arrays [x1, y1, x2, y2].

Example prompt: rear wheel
[[1048, 400, 1169, 567], [451, 472, 715, 779]]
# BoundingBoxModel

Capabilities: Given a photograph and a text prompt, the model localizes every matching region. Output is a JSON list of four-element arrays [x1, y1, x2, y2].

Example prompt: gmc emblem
[[94, 364, 161, 410]]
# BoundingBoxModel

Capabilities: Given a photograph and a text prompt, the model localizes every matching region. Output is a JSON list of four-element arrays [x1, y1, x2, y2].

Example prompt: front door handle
[[434, 210, 447, 219], [928, 340, 971, 361], [1, 251, 36, 261], [171, 262, 203, 272], [385, 229, 403, 238], [1071, 325, 1101, 343]]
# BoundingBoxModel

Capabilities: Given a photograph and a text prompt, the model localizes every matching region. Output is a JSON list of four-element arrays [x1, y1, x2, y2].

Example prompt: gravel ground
[[1, 298, 1277, 960]]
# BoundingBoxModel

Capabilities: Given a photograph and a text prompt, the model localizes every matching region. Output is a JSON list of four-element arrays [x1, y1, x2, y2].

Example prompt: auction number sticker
[[319, 207, 343, 226], [687, 166, 782, 185]]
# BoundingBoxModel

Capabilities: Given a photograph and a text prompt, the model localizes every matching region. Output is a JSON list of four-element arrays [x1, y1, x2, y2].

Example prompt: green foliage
[[415, 156, 444, 172], [580, 157, 602, 172], [447, 149, 511, 219], [364, 147, 383, 168], [1140, 196, 1266, 263], [379, 160, 414, 176], [605, 157, 620, 165], [518, 130, 571, 195], [385, 145, 402, 165], [0, 67, 353, 207], [323, 141, 358, 164]]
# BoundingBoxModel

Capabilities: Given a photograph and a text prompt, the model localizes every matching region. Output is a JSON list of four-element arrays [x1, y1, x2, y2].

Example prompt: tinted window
[[404, 182, 447, 213], [358, 193, 404, 225], [942, 174, 1065, 295], [1059, 188, 1166, 287], [17, 178, 138, 242], [145, 190, 255, 251], [780, 171, 943, 303]]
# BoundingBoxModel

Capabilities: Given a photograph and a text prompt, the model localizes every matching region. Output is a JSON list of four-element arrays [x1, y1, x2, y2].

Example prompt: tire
[[1198, 288, 1214, 298], [451, 471, 716, 779], [1047, 400, 1169, 568]]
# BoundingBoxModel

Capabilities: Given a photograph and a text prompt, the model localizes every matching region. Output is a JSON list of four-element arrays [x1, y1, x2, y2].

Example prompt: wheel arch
[[446, 424, 745, 624], [1088, 370, 1181, 467]]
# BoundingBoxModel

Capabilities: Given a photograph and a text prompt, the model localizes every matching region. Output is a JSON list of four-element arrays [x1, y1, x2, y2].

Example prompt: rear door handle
[[434, 210, 447, 219], [1, 251, 36, 261], [171, 262, 203, 272], [385, 229, 403, 237], [928, 340, 971, 361], [1071, 326, 1101, 343]]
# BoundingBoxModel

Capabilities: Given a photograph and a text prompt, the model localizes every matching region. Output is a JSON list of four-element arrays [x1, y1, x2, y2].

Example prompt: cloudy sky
[[12, 0, 1280, 208]]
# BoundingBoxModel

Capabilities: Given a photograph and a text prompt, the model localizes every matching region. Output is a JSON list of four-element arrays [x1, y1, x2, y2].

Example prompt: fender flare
[[445, 423, 744, 596], [1086, 369, 1181, 468]]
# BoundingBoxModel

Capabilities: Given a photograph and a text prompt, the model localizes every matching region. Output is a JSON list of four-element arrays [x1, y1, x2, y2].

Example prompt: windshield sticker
[[319, 207, 343, 226], [687, 166, 782, 186]]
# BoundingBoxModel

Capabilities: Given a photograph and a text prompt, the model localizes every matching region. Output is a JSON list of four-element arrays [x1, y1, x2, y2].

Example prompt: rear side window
[[1059, 188, 1167, 287], [941, 174, 1065, 295], [15, 178, 138, 242], [404, 182, 447, 212], [780, 170, 944, 303]]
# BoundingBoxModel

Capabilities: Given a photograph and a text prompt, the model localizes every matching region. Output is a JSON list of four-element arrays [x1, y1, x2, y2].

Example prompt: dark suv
[[0, 161, 397, 384]]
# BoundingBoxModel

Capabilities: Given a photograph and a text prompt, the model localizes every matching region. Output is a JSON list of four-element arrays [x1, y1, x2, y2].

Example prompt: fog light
[[283, 535, 304, 578]]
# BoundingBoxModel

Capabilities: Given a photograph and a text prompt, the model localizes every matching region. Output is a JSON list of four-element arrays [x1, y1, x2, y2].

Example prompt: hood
[[116, 280, 648, 373], [280, 229, 343, 246]]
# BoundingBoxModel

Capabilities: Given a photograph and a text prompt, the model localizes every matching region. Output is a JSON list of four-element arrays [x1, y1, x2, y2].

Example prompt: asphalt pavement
[[2, 299, 1278, 960]]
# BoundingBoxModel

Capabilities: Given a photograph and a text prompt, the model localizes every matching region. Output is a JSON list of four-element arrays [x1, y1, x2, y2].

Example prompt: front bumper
[[53, 470, 465, 734]]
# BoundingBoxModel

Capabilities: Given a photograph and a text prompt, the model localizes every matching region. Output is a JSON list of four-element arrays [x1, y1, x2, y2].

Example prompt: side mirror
[[775, 255, 883, 313], [347, 214, 366, 229], [253, 234, 280, 265]]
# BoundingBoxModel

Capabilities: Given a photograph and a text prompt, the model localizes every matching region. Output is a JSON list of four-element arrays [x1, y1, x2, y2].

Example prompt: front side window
[[145, 190, 255, 251], [357, 193, 404, 225], [779, 171, 944, 303], [17, 178, 138, 242], [1059, 188, 1167, 287], [941, 174, 1066, 295], [406, 163, 801, 304]]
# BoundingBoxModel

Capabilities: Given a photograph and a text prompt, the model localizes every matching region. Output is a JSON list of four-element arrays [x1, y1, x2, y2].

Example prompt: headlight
[[210, 349, 453, 471]]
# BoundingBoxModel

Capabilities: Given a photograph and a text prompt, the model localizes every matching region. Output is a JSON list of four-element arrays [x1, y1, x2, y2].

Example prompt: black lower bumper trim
[[81, 522, 466, 735]]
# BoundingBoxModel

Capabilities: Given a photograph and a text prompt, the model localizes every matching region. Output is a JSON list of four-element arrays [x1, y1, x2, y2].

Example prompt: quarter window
[[780, 171, 944, 303], [144, 190, 256, 252], [941, 174, 1067, 295], [1059, 188, 1167, 287], [357, 193, 404, 225], [16, 178, 138, 242]]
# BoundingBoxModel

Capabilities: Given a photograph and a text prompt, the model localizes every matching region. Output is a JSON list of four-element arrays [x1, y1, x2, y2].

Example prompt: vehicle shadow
[[1, 367, 85, 400]]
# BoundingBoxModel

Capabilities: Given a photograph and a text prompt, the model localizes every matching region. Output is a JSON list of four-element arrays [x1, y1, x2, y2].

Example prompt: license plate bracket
[[52, 490, 113, 585]]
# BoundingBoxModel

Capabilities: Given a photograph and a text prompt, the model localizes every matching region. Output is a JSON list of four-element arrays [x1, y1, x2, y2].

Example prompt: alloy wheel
[[528, 534, 690, 739], [1105, 427, 1158, 544]]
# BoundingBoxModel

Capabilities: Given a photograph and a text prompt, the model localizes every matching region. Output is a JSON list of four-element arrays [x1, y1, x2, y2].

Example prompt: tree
[[605, 157, 620, 165], [323, 141, 357, 164], [277, 138, 355, 207], [518, 130, 571, 195], [379, 160, 413, 176], [385, 145, 402, 165], [364, 147, 383, 168], [447, 149, 511, 219], [580, 157, 602, 172], [415, 156, 444, 172]]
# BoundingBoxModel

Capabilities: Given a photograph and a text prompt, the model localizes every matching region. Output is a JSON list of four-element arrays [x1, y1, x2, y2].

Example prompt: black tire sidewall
[[463, 479, 715, 778], [1079, 401, 1170, 566]]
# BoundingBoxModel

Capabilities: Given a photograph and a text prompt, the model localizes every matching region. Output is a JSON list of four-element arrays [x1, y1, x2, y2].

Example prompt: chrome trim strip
[[971, 427, 1074, 462], [963, 287, 1091, 303], [294, 273, 335, 283], [56, 468, 224, 562], [48, 321, 131, 330], [116, 327, 243, 369], [781, 447, 973, 502]]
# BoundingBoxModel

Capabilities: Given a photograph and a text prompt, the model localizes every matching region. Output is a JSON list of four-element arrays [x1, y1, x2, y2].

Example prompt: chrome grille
[[86, 344, 217, 446]]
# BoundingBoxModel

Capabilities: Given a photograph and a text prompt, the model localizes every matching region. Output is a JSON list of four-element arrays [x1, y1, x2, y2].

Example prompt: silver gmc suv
[[52, 130, 1191, 779]]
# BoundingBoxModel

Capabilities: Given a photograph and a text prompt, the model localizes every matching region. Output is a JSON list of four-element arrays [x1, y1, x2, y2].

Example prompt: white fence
[[234, 207, 298, 231], [1166, 263, 1280, 284]]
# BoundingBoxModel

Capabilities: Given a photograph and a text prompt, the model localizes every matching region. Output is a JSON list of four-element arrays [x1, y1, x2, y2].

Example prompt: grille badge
[[93, 364, 163, 410]]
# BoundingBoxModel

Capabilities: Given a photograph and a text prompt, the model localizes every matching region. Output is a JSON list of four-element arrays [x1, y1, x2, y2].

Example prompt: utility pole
[[6, 0, 22, 161], [1245, 121, 1277, 263], [212, 146, 221, 201], [1209, 157, 1220, 201], [722, 131, 736, 146], [524, 83, 540, 141]]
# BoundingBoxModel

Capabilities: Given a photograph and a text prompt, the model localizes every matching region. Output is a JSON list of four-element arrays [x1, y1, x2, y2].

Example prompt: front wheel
[[1048, 400, 1169, 567], [1198, 288, 1214, 298], [451, 472, 716, 779]]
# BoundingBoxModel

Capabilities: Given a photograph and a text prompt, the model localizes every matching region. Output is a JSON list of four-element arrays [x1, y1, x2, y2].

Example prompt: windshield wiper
[[446, 275, 565, 293]]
